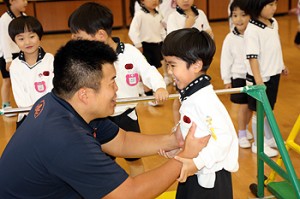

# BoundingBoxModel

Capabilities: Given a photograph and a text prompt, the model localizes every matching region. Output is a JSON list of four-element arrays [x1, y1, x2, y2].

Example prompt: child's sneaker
[[238, 137, 251, 148], [251, 143, 278, 157], [2, 105, 17, 117], [265, 137, 277, 148], [246, 130, 253, 140], [148, 101, 159, 107]]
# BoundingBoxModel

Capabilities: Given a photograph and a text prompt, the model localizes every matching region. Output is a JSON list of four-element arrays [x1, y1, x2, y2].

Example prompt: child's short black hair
[[229, 0, 250, 17], [8, 16, 43, 42], [68, 2, 113, 36], [162, 28, 216, 72], [246, 0, 277, 20]]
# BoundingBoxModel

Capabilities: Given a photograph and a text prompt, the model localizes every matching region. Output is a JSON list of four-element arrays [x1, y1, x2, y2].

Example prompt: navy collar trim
[[249, 18, 274, 29], [7, 9, 24, 19], [141, 6, 158, 14], [19, 47, 46, 68], [179, 74, 211, 101], [112, 37, 125, 55], [232, 27, 242, 36], [176, 5, 199, 16]]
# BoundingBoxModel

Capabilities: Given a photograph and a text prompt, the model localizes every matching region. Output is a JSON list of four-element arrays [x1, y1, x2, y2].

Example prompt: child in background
[[129, 0, 172, 89], [161, 28, 239, 199], [8, 16, 54, 128], [68, 2, 169, 177], [289, 0, 300, 48], [0, 0, 27, 116], [220, 0, 253, 149], [244, 0, 289, 157], [166, 0, 213, 37], [228, 0, 234, 30]]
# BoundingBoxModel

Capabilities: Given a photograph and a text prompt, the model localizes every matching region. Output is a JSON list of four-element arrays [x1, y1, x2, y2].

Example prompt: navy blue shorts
[[230, 78, 248, 104], [0, 53, 19, 78], [246, 74, 280, 111], [176, 169, 233, 199]]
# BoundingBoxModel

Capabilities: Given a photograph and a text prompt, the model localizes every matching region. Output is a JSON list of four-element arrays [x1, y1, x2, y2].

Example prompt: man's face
[[88, 63, 118, 118]]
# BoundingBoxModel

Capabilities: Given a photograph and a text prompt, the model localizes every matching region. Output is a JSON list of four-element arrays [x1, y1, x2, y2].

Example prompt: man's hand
[[174, 156, 198, 182], [179, 122, 210, 158]]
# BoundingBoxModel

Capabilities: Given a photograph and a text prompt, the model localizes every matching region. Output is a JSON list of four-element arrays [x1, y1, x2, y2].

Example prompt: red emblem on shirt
[[183, 115, 191, 123], [125, 63, 133, 69], [34, 100, 45, 118]]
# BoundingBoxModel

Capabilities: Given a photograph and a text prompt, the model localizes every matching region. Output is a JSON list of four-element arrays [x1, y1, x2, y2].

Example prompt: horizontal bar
[[0, 87, 244, 115]]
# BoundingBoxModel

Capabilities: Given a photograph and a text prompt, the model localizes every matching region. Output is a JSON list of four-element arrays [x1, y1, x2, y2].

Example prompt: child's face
[[164, 56, 200, 90], [176, 0, 194, 11], [142, 0, 159, 11], [231, 7, 250, 34], [10, 0, 27, 12], [260, 1, 277, 20], [14, 31, 40, 55]]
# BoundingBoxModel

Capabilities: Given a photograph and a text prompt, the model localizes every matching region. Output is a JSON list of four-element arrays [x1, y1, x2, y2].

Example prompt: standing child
[[0, 0, 27, 116], [244, 0, 289, 157], [129, 0, 172, 89], [166, 0, 213, 125], [161, 28, 239, 199], [68, 2, 169, 177], [8, 16, 54, 128], [289, 0, 300, 48], [220, 0, 253, 149]]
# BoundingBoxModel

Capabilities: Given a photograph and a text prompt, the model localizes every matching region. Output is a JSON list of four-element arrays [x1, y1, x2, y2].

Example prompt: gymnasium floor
[[0, 15, 300, 199]]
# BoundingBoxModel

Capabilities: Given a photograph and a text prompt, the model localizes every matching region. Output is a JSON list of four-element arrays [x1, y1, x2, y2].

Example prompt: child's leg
[[1, 78, 11, 107], [251, 113, 278, 157], [237, 104, 251, 148]]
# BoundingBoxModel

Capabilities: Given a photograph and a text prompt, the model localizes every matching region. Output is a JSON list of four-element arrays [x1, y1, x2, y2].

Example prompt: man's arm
[[103, 123, 210, 199], [101, 128, 179, 158]]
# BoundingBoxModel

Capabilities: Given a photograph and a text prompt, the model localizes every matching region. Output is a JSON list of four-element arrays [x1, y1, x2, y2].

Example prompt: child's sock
[[238, 130, 247, 138], [264, 117, 273, 140], [252, 115, 257, 145]]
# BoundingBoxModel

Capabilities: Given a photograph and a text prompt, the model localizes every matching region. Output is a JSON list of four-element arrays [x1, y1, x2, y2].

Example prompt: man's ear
[[77, 88, 88, 104], [192, 60, 203, 73]]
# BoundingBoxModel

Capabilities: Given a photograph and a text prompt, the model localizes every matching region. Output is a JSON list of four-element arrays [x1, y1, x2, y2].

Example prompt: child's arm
[[249, 58, 264, 85], [153, 88, 169, 103]]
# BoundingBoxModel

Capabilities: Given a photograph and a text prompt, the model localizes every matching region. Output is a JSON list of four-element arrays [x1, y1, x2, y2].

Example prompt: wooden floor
[[1, 15, 300, 198]]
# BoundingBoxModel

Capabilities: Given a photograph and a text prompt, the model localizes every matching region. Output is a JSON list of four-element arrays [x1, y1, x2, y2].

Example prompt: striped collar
[[179, 74, 211, 101], [176, 5, 199, 16]]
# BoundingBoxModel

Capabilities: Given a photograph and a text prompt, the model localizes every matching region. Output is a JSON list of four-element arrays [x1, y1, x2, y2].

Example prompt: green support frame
[[244, 85, 300, 199]]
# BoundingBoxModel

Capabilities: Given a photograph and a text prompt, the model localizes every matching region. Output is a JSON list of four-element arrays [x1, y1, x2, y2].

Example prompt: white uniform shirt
[[167, 7, 211, 34], [10, 48, 54, 121], [159, 0, 176, 26], [220, 28, 247, 84], [179, 76, 239, 188], [113, 39, 166, 116], [129, 8, 166, 48], [244, 18, 284, 82], [0, 11, 24, 62]]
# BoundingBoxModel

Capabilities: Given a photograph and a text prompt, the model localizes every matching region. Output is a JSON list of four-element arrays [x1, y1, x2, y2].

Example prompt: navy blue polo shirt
[[0, 92, 128, 199]]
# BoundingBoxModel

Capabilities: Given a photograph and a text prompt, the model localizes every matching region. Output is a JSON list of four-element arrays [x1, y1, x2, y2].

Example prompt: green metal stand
[[244, 85, 300, 199]]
